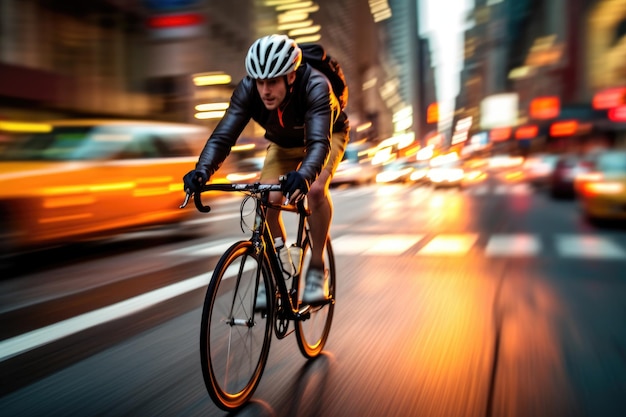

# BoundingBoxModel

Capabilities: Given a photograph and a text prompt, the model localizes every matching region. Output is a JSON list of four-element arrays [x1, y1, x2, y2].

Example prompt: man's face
[[255, 72, 296, 110]]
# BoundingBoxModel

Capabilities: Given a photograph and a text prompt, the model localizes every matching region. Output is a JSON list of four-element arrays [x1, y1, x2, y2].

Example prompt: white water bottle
[[288, 244, 303, 276], [275, 237, 294, 279]]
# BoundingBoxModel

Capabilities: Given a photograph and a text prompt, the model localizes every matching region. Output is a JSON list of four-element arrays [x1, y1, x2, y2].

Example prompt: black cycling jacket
[[195, 64, 349, 184]]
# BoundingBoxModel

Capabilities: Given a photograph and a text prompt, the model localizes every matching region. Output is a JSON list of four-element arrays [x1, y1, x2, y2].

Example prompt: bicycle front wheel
[[199, 240, 273, 411], [295, 236, 336, 358]]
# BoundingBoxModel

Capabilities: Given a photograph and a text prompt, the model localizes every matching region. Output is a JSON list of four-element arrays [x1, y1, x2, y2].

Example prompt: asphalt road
[[1, 174, 625, 417]]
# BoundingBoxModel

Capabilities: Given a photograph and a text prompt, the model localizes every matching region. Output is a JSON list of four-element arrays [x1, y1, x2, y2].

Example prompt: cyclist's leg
[[307, 130, 348, 269], [260, 143, 304, 242]]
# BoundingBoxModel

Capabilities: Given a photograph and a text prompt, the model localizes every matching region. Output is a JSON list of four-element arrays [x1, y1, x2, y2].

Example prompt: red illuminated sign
[[550, 120, 578, 137], [490, 127, 512, 142], [592, 87, 626, 110], [530, 96, 560, 119], [147, 13, 204, 28], [608, 105, 626, 121], [515, 124, 539, 139]]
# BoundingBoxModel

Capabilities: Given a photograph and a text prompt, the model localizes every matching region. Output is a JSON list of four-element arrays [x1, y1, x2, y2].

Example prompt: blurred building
[[418, 36, 437, 141], [374, 0, 423, 144], [0, 0, 428, 149], [454, 0, 626, 156], [0, 0, 151, 122]]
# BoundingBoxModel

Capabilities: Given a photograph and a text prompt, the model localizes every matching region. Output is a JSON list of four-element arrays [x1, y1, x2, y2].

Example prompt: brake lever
[[179, 191, 191, 209], [179, 190, 211, 213]]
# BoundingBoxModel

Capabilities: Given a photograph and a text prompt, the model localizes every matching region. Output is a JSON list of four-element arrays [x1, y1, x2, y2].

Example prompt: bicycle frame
[[181, 183, 312, 319], [254, 192, 311, 322]]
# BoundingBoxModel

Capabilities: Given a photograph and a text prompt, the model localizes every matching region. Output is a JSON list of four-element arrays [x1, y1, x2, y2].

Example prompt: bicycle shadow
[[228, 399, 276, 417], [283, 351, 336, 417], [230, 351, 335, 417]]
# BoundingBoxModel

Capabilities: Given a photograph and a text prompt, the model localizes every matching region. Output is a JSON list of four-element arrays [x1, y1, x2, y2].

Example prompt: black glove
[[283, 170, 310, 198], [183, 169, 208, 194]]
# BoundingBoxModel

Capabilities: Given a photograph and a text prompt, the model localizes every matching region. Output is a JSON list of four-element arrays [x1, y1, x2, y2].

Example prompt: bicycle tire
[[295, 236, 336, 358], [199, 240, 273, 411]]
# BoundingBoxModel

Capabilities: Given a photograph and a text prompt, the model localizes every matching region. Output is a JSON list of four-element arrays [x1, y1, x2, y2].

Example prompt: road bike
[[180, 180, 336, 411]]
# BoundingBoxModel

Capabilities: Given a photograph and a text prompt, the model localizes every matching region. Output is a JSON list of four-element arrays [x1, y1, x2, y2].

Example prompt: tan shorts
[[260, 131, 349, 183]]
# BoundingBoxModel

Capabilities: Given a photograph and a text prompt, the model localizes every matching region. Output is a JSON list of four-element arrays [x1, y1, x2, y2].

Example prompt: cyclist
[[183, 34, 349, 305]]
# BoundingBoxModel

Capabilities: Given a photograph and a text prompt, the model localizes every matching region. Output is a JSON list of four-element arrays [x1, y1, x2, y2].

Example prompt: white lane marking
[[417, 233, 479, 256], [195, 242, 238, 256], [0, 272, 213, 362], [556, 235, 626, 259], [0, 257, 259, 362], [180, 241, 237, 257], [167, 237, 240, 256], [486, 234, 541, 257], [185, 212, 241, 225]]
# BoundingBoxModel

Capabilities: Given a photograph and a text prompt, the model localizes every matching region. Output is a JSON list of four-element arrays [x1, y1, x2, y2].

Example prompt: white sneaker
[[302, 268, 329, 304], [256, 285, 267, 310]]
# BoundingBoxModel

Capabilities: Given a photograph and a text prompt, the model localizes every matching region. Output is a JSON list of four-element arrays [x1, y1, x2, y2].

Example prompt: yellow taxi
[[0, 119, 210, 254], [576, 150, 626, 223]]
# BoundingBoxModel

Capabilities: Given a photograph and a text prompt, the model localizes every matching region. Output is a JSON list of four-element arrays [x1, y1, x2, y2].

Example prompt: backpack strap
[[293, 63, 312, 126]]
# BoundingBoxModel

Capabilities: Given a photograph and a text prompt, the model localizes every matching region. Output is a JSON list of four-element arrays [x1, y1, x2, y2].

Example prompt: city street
[[1, 174, 625, 417]]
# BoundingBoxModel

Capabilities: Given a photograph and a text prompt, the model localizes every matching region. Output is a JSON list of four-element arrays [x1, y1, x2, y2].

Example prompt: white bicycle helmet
[[245, 35, 302, 79]]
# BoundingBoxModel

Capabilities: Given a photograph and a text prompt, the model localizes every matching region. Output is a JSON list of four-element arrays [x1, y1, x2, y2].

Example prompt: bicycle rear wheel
[[200, 240, 273, 411], [295, 236, 336, 358]]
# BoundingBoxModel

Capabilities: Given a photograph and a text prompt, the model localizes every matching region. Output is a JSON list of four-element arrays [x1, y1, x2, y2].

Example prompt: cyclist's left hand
[[183, 169, 208, 194], [283, 170, 309, 204]]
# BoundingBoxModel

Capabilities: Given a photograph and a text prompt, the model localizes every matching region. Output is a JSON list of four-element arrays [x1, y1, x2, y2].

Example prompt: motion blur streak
[[491, 273, 577, 416], [407, 266, 494, 416]]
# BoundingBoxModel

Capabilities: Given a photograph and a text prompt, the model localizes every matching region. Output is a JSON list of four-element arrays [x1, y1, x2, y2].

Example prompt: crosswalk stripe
[[555, 235, 626, 259], [485, 234, 541, 257], [363, 234, 424, 254], [417, 233, 479, 256], [332, 234, 424, 255], [170, 233, 626, 260], [332, 233, 626, 259]]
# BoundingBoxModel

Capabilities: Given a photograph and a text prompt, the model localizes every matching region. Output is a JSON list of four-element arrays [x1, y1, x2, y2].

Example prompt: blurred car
[[576, 150, 626, 223], [331, 159, 378, 186], [488, 154, 524, 170], [549, 154, 596, 198], [427, 153, 465, 188], [0, 119, 209, 255], [522, 153, 559, 187], [331, 141, 378, 186], [409, 160, 430, 183], [375, 158, 414, 184]]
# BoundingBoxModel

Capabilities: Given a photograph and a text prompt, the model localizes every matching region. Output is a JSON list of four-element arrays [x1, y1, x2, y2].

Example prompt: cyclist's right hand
[[183, 169, 208, 194]]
